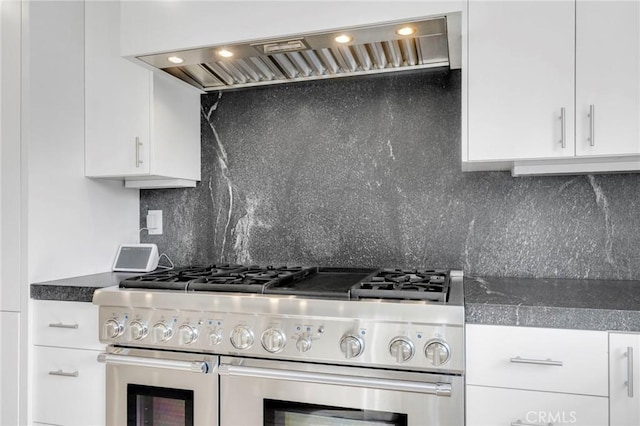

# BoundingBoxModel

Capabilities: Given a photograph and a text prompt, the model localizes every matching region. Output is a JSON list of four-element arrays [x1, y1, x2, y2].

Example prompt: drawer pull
[[626, 346, 634, 398], [510, 356, 563, 367], [48, 369, 79, 378], [49, 322, 79, 329], [511, 421, 553, 426]]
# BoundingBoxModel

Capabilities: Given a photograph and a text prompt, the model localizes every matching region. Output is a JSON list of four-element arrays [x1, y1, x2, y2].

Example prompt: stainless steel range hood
[[137, 14, 461, 91]]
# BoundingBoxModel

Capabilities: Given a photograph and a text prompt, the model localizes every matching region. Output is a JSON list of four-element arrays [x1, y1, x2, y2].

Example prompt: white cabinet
[[1, 0, 23, 313], [465, 0, 640, 175], [467, 0, 575, 162], [0, 313, 20, 426], [575, 1, 640, 157], [467, 386, 609, 426], [120, 1, 464, 57], [610, 332, 640, 426], [32, 300, 105, 426], [466, 324, 609, 425], [85, 1, 201, 189]]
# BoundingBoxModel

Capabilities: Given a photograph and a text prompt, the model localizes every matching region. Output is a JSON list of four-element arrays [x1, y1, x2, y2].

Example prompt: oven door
[[98, 347, 218, 426], [219, 356, 463, 426]]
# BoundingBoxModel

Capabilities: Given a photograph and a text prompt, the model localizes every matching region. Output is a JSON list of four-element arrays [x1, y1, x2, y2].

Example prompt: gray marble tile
[[30, 272, 137, 302], [141, 70, 640, 281], [465, 276, 640, 331]]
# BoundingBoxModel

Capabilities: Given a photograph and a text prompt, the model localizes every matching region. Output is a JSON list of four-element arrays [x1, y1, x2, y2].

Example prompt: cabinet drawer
[[466, 324, 608, 396], [33, 299, 103, 350], [33, 346, 105, 426], [466, 385, 608, 426]]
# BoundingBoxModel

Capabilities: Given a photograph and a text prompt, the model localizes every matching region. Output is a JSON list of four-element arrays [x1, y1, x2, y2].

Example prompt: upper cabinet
[[575, 0, 640, 157], [85, 1, 201, 189], [464, 0, 640, 176], [120, 1, 464, 57]]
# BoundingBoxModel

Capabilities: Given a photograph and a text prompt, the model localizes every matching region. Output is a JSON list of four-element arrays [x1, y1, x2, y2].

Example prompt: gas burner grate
[[121, 265, 317, 293], [350, 269, 450, 302], [119, 264, 247, 290], [188, 266, 315, 293]]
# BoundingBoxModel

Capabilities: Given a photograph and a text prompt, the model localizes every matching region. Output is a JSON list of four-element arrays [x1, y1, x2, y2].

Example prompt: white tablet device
[[112, 243, 159, 272]]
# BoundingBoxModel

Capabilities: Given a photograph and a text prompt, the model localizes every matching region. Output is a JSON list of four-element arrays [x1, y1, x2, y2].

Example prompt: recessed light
[[396, 26, 416, 36], [167, 56, 184, 64], [334, 35, 352, 44], [218, 49, 234, 58]]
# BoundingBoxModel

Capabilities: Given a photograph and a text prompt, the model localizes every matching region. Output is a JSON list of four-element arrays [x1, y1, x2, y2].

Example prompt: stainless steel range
[[93, 265, 465, 426]]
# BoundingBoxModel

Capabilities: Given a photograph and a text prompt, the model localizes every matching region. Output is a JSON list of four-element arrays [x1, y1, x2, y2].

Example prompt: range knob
[[103, 318, 124, 339], [230, 325, 254, 350], [389, 337, 415, 363], [340, 334, 364, 359], [152, 322, 173, 343], [178, 324, 199, 345], [424, 338, 451, 366], [129, 320, 148, 341], [296, 335, 312, 353], [261, 328, 286, 353], [208, 329, 223, 346]]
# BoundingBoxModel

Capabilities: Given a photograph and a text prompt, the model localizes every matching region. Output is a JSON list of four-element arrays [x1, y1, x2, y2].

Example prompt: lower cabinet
[[0, 313, 20, 426], [466, 386, 609, 426], [609, 332, 640, 426], [32, 300, 105, 426], [466, 324, 609, 426], [33, 346, 105, 426]]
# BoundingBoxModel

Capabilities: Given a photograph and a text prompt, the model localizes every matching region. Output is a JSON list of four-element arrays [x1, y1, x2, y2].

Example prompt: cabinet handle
[[588, 104, 595, 147], [559, 107, 566, 149], [511, 421, 553, 426], [135, 137, 143, 167], [48, 322, 78, 329], [48, 369, 79, 378], [626, 346, 634, 398], [510, 356, 563, 367]]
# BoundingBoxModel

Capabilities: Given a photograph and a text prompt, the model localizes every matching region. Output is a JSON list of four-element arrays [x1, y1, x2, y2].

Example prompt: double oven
[[93, 266, 465, 425]]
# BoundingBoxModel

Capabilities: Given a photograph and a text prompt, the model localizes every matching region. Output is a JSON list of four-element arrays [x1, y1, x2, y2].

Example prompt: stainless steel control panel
[[98, 305, 463, 374]]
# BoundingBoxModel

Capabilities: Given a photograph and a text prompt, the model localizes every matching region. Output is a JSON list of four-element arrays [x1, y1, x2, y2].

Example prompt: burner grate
[[350, 269, 450, 302]]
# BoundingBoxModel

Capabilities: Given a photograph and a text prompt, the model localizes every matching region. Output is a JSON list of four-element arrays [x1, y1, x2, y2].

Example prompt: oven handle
[[218, 364, 452, 396], [97, 353, 212, 374]]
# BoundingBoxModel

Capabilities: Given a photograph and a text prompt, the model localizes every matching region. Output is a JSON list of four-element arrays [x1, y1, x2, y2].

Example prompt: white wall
[[27, 1, 139, 284]]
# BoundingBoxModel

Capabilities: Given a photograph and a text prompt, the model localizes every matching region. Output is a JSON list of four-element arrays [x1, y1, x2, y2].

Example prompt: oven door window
[[127, 384, 194, 426], [264, 399, 408, 426]]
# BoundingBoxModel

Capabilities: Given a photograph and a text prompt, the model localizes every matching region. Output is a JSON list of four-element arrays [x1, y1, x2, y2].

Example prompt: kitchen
[[2, 0, 640, 425]]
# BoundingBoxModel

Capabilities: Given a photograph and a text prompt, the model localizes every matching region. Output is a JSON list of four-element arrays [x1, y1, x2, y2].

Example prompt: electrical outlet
[[147, 210, 163, 235]]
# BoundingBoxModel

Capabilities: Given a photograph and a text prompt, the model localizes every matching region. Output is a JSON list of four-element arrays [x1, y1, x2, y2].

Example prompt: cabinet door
[[467, 385, 608, 426], [610, 333, 640, 426], [85, 1, 151, 177], [467, 0, 575, 161], [576, 0, 640, 156], [466, 324, 609, 396], [33, 346, 105, 426], [32, 300, 103, 350], [0, 313, 19, 426]]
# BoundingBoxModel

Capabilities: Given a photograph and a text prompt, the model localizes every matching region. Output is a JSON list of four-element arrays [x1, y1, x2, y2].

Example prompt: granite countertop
[[465, 276, 640, 331], [31, 273, 640, 331], [30, 272, 137, 303]]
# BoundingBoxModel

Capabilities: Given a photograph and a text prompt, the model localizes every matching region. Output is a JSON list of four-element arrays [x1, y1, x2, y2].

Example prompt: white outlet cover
[[147, 210, 163, 235]]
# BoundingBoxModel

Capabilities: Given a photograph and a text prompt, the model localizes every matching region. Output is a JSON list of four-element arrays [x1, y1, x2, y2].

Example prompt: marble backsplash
[[141, 70, 640, 280]]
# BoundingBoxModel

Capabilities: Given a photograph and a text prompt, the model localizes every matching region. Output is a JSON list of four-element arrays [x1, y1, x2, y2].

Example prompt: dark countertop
[[465, 276, 640, 331], [31, 272, 640, 331], [30, 272, 137, 303]]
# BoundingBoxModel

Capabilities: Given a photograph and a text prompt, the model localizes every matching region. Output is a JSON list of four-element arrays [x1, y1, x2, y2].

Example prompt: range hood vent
[[137, 15, 461, 92]]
